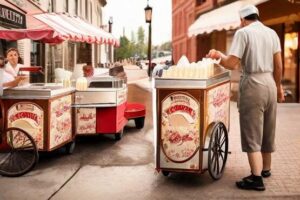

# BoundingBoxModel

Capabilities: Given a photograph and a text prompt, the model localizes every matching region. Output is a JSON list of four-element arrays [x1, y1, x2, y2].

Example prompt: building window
[[85, 0, 88, 20], [77, 42, 91, 64], [75, 0, 78, 15], [196, 0, 206, 5], [31, 41, 43, 66], [51, 0, 56, 12], [64, 42, 75, 71], [31, 41, 45, 82]]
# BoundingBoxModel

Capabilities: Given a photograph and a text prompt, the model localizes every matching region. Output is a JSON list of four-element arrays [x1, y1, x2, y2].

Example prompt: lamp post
[[108, 16, 113, 63], [144, 1, 152, 77]]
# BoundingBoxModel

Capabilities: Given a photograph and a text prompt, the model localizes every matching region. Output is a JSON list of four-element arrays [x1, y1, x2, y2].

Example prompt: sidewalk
[[131, 78, 300, 198], [0, 78, 299, 200]]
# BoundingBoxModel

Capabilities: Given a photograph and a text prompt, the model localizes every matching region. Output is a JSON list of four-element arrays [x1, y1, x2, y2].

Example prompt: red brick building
[[172, 0, 300, 102]]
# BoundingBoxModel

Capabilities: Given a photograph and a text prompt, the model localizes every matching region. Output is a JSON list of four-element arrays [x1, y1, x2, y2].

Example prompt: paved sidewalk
[[0, 78, 299, 200], [134, 78, 300, 199]]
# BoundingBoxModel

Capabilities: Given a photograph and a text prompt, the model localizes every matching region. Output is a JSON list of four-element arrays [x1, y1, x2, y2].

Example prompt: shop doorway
[[283, 32, 299, 102]]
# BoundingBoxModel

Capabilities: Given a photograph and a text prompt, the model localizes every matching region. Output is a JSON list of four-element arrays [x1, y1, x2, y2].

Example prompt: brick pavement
[[134, 78, 300, 199]]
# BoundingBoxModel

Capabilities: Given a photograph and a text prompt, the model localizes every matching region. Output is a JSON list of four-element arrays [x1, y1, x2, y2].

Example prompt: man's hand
[[206, 49, 221, 59], [14, 76, 28, 86], [277, 84, 285, 103]]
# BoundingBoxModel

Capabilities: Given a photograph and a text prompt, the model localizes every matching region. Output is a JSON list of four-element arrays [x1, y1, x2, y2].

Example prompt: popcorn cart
[[0, 83, 75, 177], [73, 77, 128, 140], [154, 63, 231, 180]]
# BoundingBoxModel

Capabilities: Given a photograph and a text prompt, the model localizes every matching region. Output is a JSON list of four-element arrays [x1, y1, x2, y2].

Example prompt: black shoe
[[236, 175, 265, 191], [261, 170, 271, 178]]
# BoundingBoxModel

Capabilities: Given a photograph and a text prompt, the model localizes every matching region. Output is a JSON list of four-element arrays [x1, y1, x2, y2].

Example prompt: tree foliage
[[114, 26, 171, 61]]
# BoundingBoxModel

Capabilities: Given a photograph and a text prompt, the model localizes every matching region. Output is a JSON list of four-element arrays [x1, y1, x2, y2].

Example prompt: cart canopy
[[0, 13, 119, 46]]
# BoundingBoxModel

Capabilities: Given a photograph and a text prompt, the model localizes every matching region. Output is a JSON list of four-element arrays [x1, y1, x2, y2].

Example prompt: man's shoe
[[236, 175, 265, 191], [261, 170, 271, 178]]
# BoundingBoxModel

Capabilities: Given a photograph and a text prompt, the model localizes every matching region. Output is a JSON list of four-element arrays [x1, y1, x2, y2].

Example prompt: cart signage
[[7, 102, 44, 149], [76, 108, 96, 134], [207, 83, 230, 129], [49, 95, 72, 149], [160, 92, 200, 168]]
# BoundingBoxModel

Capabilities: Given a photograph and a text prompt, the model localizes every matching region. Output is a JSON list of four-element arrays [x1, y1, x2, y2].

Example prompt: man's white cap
[[239, 5, 259, 18]]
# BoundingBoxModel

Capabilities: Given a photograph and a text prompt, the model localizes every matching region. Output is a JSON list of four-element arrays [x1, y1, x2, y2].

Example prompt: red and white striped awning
[[0, 12, 119, 46]]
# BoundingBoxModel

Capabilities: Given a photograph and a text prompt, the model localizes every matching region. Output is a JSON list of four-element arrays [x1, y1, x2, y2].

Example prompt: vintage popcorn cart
[[154, 64, 231, 180], [0, 83, 75, 177], [73, 77, 128, 140]]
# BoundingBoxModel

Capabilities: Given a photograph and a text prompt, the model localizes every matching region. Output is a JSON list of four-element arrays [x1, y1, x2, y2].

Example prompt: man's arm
[[207, 49, 240, 70], [3, 76, 26, 88], [273, 52, 285, 102]]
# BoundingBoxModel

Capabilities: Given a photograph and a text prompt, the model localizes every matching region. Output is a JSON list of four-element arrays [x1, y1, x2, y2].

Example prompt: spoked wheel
[[0, 127, 39, 177], [208, 122, 228, 180]]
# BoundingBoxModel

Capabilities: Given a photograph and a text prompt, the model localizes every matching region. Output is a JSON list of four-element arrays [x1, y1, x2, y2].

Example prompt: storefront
[[0, 1, 27, 56], [0, 11, 119, 82], [259, 0, 300, 102], [188, 0, 300, 103]]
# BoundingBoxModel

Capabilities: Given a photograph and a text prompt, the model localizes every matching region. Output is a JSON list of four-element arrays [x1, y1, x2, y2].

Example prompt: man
[[207, 5, 285, 191]]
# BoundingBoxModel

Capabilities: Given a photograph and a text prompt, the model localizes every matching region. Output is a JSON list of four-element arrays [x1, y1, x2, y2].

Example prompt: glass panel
[[64, 42, 75, 71], [77, 42, 91, 64]]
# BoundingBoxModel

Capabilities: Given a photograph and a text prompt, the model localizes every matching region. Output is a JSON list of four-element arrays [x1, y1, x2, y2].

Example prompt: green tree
[[136, 26, 146, 58], [115, 36, 133, 61]]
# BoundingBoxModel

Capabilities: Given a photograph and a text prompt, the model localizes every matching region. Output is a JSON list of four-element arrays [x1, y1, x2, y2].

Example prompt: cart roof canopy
[[0, 13, 119, 46]]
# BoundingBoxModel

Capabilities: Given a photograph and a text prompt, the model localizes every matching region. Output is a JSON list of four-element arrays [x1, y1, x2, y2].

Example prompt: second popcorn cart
[[73, 77, 128, 140], [154, 64, 231, 180]]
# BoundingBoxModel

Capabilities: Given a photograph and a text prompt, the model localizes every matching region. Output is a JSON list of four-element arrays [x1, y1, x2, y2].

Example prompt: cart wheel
[[134, 117, 145, 129], [65, 141, 76, 154], [162, 170, 170, 177], [0, 127, 39, 177], [208, 122, 228, 180], [114, 129, 124, 141]]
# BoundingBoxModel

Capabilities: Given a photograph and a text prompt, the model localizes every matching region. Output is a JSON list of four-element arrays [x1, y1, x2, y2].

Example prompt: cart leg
[[114, 128, 124, 141], [65, 141, 76, 154], [134, 117, 145, 129], [162, 170, 170, 177]]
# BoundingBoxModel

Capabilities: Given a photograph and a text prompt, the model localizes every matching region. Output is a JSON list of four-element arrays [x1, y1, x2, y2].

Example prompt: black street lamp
[[144, 0, 152, 77]]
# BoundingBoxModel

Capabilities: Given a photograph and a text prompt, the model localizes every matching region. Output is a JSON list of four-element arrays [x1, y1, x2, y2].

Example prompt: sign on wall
[[0, 4, 26, 29]]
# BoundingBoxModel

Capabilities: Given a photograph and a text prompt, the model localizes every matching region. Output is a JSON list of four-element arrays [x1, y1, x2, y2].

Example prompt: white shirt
[[4, 62, 24, 77], [0, 68, 15, 92], [229, 21, 281, 74]]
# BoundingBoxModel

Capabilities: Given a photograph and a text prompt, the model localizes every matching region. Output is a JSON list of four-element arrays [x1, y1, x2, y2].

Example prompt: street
[[0, 68, 300, 200]]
